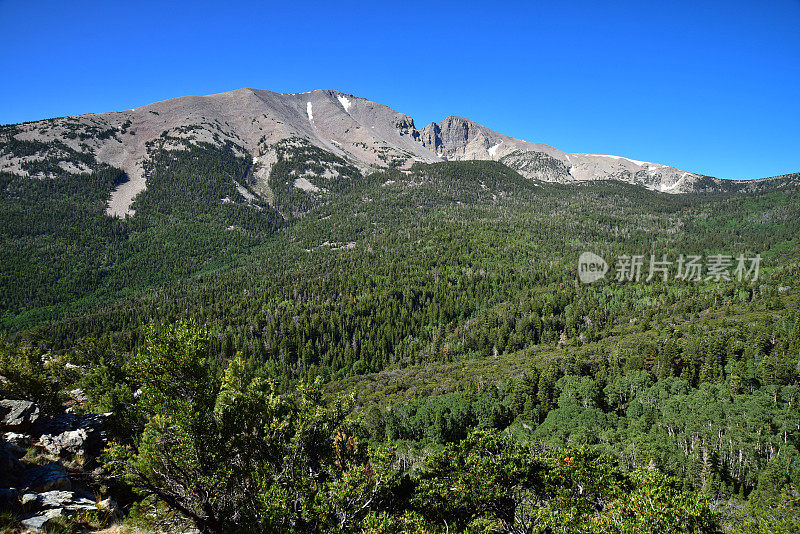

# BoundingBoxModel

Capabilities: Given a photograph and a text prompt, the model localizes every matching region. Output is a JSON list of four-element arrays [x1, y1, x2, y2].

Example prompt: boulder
[[4, 431, 31, 447], [97, 496, 120, 519], [19, 462, 71, 492], [40, 428, 92, 457], [0, 399, 40, 431], [43, 490, 96, 511], [21, 492, 40, 508], [20, 508, 65, 532], [21, 490, 97, 511], [17, 491, 103, 532], [36, 413, 107, 458]]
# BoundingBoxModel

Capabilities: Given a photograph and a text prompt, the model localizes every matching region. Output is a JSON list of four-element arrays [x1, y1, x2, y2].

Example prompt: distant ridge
[[0, 87, 796, 218]]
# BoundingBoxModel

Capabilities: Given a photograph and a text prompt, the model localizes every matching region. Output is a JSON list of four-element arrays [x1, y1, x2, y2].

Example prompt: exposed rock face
[[22, 490, 97, 511], [0, 401, 116, 530], [419, 115, 566, 163], [392, 115, 420, 141], [35, 413, 107, 438], [500, 150, 572, 182], [35, 413, 107, 459], [18, 490, 118, 532], [4, 432, 31, 447], [0, 400, 119, 532], [40, 429, 92, 457], [0, 400, 40, 431], [20, 508, 66, 532], [419, 122, 442, 154], [423, 116, 493, 160]]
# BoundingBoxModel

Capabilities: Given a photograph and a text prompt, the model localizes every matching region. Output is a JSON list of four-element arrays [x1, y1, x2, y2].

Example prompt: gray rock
[[35, 413, 107, 458], [17, 491, 100, 531], [37, 490, 97, 511], [4, 431, 31, 447], [68, 388, 87, 402], [40, 428, 91, 457], [0, 399, 40, 431], [20, 508, 65, 532], [19, 462, 71, 492], [97, 496, 120, 518], [21, 492, 40, 507], [20, 490, 98, 520]]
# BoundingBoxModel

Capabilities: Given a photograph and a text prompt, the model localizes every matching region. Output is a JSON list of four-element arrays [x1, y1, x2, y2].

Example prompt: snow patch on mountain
[[306, 102, 314, 122], [337, 95, 352, 112]]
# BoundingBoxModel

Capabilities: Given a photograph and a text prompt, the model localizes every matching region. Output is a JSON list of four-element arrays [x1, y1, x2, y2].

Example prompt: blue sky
[[1, 0, 798, 180]]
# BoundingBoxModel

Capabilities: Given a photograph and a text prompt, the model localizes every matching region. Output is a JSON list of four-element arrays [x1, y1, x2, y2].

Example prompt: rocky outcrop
[[22, 490, 96, 512], [419, 122, 442, 153], [392, 116, 420, 141], [19, 491, 119, 532], [0, 400, 40, 431], [0, 399, 115, 530], [420, 116, 499, 160], [36, 413, 107, 458], [40, 429, 92, 457], [20, 508, 66, 531], [500, 150, 572, 183], [4, 431, 31, 447]]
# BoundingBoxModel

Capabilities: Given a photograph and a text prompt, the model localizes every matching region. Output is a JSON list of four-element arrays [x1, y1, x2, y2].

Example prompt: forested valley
[[1, 137, 799, 533]]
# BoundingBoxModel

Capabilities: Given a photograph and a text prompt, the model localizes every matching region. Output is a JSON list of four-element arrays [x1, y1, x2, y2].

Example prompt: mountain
[[0, 88, 437, 218], [2, 88, 797, 220]]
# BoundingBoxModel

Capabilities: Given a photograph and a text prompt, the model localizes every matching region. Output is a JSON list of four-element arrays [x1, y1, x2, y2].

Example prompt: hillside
[[0, 91, 799, 532]]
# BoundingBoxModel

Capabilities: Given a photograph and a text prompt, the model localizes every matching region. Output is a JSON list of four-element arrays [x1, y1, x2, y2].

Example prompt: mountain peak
[[2, 87, 796, 219]]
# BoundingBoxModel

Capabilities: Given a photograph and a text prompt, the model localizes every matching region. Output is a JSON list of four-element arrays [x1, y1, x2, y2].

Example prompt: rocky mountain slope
[[1, 88, 797, 219], [1, 398, 118, 531]]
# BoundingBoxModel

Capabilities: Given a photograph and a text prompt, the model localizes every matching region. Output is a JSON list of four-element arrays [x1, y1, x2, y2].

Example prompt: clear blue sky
[[1, 0, 798, 179]]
